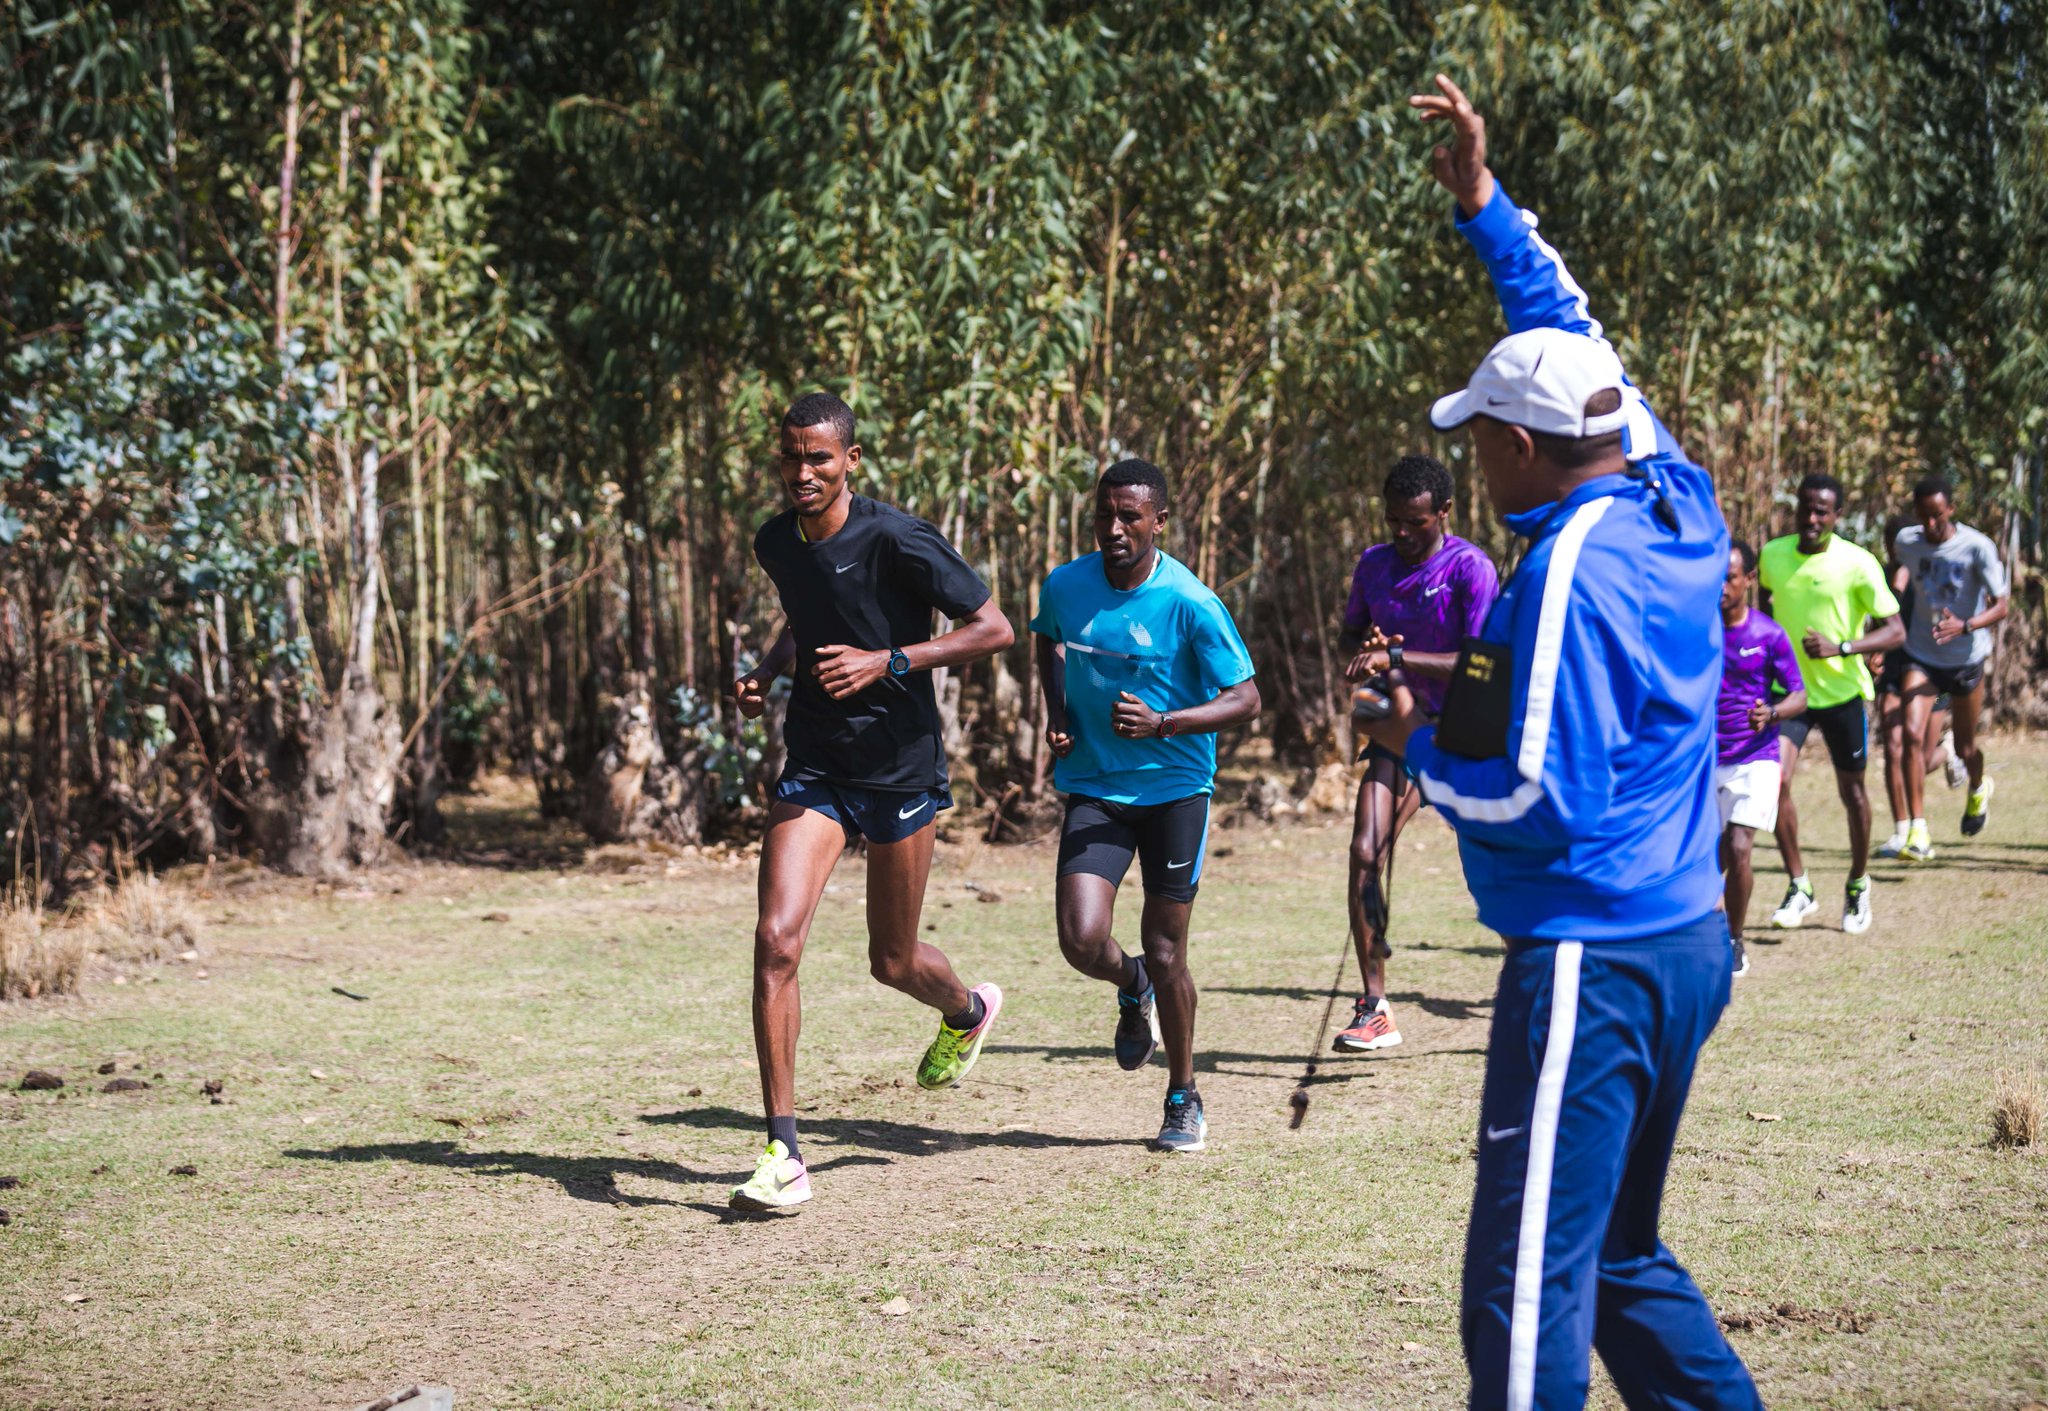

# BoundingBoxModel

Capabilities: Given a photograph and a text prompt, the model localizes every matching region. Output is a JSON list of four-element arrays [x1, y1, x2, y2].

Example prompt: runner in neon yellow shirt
[[1758, 472, 1904, 935]]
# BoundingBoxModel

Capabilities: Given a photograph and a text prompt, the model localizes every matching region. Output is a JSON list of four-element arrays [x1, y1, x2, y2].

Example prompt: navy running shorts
[[1056, 794, 1210, 903], [774, 772, 951, 844]]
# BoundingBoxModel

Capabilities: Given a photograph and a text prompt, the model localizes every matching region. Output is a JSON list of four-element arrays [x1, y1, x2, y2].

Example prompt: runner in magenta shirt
[[1716, 541, 1805, 974], [1332, 454, 1499, 1055]]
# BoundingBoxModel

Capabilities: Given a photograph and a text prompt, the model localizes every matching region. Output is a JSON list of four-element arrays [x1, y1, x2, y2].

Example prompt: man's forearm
[[1157, 681, 1261, 735], [749, 628, 796, 681], [1399, 649, 1459, 683], [1034, 636, 1068, 732], [901, 600, 1016, 673], [1846, 617, 1905, 655]]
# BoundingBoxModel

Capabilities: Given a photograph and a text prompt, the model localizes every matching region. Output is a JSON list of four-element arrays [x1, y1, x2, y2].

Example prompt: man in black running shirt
[[725, 392, 1015, 1214]]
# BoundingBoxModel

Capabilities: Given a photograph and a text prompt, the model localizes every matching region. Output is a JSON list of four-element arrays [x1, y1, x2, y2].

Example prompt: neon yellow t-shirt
[[1758, 534, 1900, 708]]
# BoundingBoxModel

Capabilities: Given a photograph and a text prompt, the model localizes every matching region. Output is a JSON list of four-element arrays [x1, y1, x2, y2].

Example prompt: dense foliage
[[4, 0, 2044, 874]]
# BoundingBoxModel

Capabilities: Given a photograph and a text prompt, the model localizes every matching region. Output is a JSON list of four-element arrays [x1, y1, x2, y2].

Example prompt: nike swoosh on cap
[[897, 798, 931, 820]]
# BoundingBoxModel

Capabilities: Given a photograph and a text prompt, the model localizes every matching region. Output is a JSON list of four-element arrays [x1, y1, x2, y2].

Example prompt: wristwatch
[[1387, 642, 1405, 673], [1838, 639, 1856, 659], [1157, 712, 1178, 738], [888, 647, 912, 677]]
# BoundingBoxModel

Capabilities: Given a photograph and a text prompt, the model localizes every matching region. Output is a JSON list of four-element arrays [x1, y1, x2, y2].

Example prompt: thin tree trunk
[[274, 0, 307, 646]]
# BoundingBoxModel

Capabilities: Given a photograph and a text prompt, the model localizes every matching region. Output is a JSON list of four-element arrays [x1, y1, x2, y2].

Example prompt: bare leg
[[1901, 671, 1936, 824], [1722, 824, 1757, 930], [864, 822, 972, 1014], [1923, 703, 1952, 777], [1947, 684, 1985, 791], [1879, 691, 1908, 830], [753, 805, 850, 1122], [1139, 893, 1197, 1090], [1055, 871, 1132, 986], [1837, 767, 1873, 878], [1774, 734, 1806, 880], [1346, 758, 1421, 1001]]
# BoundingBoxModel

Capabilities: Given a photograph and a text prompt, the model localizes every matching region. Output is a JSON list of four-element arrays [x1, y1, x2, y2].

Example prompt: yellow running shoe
[[1962, 776, 1994, 837], [729, 1140, 810, 1213], [916, 982, 1003, 1090]]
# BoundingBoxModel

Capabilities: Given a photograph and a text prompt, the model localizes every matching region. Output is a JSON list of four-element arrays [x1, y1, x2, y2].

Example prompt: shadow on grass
[[282, 1140, 750, 1207], [641, 1105, 1143, 1154], [980, 1041, 1487, 1078], [1203, 986, 1493, 1021]]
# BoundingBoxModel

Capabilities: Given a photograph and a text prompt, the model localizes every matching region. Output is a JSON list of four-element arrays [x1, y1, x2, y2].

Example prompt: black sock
[[944, 992, 984, 1032], [1120, 954, 1149, 997], [767, 1114, 800, 1161]]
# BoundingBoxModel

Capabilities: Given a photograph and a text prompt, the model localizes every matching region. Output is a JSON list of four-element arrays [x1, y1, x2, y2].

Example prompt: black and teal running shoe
[[1155, 1087, 1207, 1153], [1115, 985, 1160, 1071]]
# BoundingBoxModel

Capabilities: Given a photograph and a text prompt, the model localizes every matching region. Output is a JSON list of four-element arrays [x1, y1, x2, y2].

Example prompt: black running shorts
[[1902, 655, 1984, 698], [1780, 697, 1869, 773], [1056, 794, 1210, 903]]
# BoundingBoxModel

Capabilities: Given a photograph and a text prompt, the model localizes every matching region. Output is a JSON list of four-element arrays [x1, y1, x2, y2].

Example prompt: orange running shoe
[[1333, 996, 1402, 1053]]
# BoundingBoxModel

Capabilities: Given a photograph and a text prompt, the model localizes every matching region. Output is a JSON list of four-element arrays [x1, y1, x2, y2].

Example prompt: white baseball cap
[[1429, 326, 1635, 441]]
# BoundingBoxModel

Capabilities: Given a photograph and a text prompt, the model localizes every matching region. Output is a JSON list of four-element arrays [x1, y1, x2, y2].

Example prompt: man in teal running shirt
[[1032, 459, 1260, 1154]]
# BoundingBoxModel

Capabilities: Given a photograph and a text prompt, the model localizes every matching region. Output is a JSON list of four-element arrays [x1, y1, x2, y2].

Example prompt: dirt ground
[[2, 740, 2045, 1410]]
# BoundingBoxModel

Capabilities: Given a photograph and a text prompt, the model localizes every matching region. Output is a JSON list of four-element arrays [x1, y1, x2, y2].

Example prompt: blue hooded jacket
[[1402, 186, 1730, 941]]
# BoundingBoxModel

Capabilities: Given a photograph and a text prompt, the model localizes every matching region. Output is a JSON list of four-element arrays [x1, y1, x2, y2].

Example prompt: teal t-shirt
[[1030, 551, 1256, 806]]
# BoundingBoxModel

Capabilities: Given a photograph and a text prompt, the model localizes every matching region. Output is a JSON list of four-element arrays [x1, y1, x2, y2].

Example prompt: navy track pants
[[1462, 914, 1762, 1411]]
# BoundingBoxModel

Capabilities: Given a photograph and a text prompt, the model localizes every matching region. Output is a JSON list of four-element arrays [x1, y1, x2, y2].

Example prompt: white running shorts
[[1715, 758, 1781, 833]]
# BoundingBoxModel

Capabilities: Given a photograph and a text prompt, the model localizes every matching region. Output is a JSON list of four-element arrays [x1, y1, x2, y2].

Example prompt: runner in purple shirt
[[1717, 541, 1805, 975], [1332, 455, 1499, 1053]]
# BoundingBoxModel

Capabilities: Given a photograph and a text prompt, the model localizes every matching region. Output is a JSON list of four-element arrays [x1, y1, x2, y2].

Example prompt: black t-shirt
[[754, 494, 991, 790]]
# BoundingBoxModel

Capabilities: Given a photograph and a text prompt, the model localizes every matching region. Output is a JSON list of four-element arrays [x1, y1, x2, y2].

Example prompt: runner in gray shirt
[[1896, 476, 2009, 848]]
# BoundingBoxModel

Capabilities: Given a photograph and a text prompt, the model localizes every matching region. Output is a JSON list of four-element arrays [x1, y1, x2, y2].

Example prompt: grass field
[[2, 740, 2045, 1411]]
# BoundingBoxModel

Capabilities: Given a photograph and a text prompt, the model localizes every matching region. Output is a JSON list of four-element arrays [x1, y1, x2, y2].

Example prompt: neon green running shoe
[[1961, 776, 1994, 837], [916, 982, 1003, 1090], [729, 1140, 810, 1213]]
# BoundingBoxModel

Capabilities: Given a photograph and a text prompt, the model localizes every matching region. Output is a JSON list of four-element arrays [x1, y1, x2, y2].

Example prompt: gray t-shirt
[[1897, 522, 2007, 668]]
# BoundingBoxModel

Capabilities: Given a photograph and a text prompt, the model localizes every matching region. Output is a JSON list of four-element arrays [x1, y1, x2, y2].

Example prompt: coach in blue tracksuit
[[1359, 79, 1763, 1410]]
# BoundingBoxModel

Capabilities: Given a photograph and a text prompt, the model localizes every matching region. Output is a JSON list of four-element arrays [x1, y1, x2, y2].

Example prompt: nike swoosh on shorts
[[898, 798, 931, 820], [1485, 1124, 1524, 1142], [1166, 859, 1192, 870], [835, 562, 855, 573]]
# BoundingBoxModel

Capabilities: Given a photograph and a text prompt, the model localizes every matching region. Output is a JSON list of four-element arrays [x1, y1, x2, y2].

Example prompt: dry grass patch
[[0, 881, 84, 999], [77, 864, 204, 963], [1992, 1067, 2043, 1149]]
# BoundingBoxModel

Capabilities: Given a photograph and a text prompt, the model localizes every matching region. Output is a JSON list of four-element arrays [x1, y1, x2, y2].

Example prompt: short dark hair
[[1797, 472, 1843, 504], [1732, 539, 1758, 575], [1530, 428, 1625, 472], [1383, 454, 1455, 513], [1912, 475, 1953, 504], [781, 391, 855, 449], [1098, 458, 1170, 508]]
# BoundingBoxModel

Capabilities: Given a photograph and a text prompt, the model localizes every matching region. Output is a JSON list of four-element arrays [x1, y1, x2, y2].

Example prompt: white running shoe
[[1771, 880, 1818, 929], [1874, 827, 1908, 861], [1942, 729, 1967, 790], [1842, 878, 1874, 935]]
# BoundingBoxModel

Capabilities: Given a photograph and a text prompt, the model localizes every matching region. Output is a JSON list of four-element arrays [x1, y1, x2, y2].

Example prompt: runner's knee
[[754, 919, 803, 982]]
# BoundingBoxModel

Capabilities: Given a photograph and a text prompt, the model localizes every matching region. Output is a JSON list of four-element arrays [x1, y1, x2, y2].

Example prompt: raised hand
[[1344, 626, 1392, 682], [1409, 74, 1496, 218]]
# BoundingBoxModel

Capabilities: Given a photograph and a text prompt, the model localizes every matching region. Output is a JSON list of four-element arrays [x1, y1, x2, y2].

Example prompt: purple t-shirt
[[1341, 535, 1500, 715], [1718, 610, 1802, 765]]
